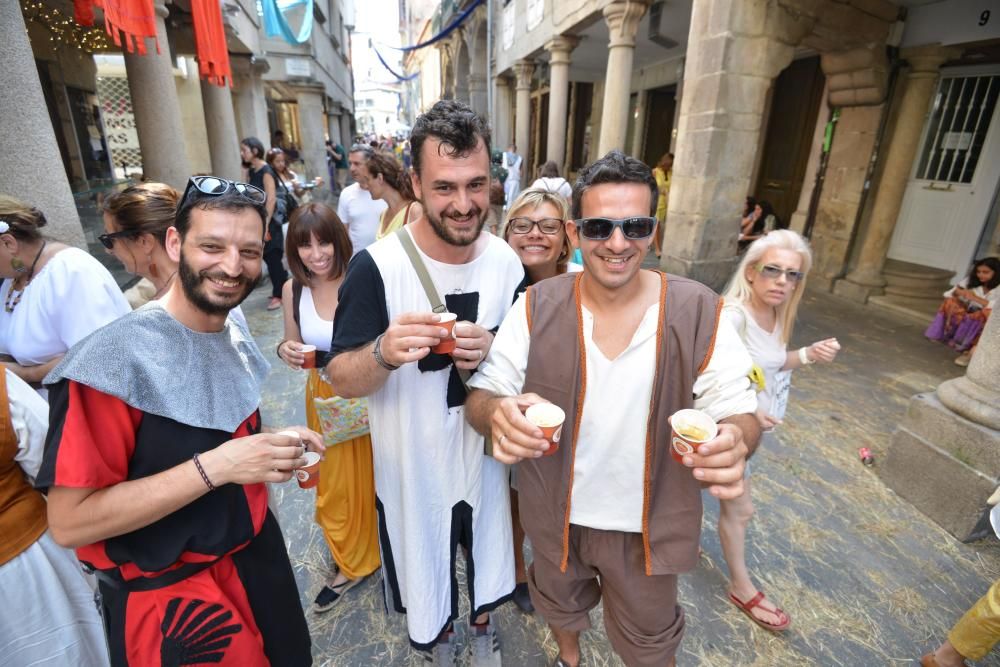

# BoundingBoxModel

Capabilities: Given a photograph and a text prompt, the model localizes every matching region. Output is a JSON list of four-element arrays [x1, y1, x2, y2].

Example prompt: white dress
[[723, 302, 790, 420], [330, 229, 524, 648], [0, 247, 130, 398], [502, 152, 523, 209]]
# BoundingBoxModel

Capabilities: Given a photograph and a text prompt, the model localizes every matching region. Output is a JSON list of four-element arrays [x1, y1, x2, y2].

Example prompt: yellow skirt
[[306, 369, 381, 579]]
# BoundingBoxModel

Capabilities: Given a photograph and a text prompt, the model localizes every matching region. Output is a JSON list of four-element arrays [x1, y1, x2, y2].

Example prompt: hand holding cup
[[490, 393, 553, 464], [380, 312, 454, 366], [451, 321, 493, 369]]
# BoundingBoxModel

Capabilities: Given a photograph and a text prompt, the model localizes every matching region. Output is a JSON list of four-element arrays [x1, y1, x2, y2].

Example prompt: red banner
[[191, 0, 233, 87]]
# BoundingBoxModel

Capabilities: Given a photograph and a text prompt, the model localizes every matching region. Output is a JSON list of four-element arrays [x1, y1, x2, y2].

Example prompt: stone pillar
[[597, 0, 650, 156], [232, 56, 270, 145], [513, 60, 535, 183], [493, 75, 514, 152], [469, 74, 488, 117], [123, 0, 190, 189], [201, 80, 242, 181], [328, 111, 343, 144], [545, 36, 579, 169], [340, 114, 353, 147], [880, 310, 1000, 540], [0, 1, 85, 248], [630, 89, 648, 159], [835, 45, 961, 302], [660, 0, 797, 290], [294, 85, 327, 181]]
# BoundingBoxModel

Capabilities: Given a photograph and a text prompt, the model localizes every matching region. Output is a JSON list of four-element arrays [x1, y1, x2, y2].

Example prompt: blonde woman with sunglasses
[[718, 229, 840, 632]]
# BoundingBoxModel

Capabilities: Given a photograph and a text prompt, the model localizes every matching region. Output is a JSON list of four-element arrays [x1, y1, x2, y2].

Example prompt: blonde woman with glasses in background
[[717, 229, 840, 632]]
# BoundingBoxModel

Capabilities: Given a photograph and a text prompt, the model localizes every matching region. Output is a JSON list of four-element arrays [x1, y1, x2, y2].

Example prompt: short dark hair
[[540, 160, 560, 178], [174, 189, 267, 240], [285, 203, 352, 285], [571, 150, 658, 219], [241, 136, 265, 159], [410, 100, 491, 176]]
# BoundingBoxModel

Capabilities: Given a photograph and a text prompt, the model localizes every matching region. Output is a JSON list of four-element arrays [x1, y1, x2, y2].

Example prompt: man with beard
[[337, 144, 387, 256], [36, 177, 320, 667], [326, 100, 523, 665]]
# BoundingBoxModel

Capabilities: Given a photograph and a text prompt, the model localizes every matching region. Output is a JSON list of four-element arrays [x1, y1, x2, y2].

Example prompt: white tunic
[[330, 228, 524, 647]]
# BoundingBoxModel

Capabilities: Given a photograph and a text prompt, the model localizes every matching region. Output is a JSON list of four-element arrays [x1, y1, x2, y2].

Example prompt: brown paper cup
[[431, 313, 458, 354], [526, 403, 566, 457], [300, 345, 317, 369], [295, 451, 321, 489], [668, 409, 718, 463]]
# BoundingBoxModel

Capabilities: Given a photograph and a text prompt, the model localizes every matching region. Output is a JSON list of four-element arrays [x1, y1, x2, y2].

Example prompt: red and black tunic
[[37, 380, 311, 667]]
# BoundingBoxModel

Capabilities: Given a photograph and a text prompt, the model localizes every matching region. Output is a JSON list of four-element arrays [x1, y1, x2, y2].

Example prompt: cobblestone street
[[243, 279, 1000, 666]]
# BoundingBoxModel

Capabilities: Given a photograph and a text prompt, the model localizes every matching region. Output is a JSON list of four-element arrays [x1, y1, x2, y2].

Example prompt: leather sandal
[[728, 591, 791, 632]]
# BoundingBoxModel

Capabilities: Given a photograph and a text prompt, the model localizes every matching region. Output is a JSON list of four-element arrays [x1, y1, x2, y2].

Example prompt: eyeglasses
[[574, 217, 657, 241], [97, 229, 138, 249], [756, 264, 805, 282], [508, 217, 563, 235], [182, 176, 266, 205]]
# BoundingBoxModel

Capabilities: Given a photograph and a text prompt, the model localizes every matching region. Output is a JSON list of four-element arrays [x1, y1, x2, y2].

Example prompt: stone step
[[883, 259, 955, 300], [901, 392, 1000, 472], [868, 294, 939, 325], [883, 258, 955, 282]]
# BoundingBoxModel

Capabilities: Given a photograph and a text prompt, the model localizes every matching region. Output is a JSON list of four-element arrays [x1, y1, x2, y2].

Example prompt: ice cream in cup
[[668, 409, 718, 463], [431, 312, 458, 354], [525, 403, 566, 457]]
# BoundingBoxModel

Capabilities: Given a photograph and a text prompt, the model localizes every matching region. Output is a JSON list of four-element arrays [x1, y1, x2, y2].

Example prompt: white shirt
[[5, 370, 49, 483], [337, 183, 387, 255], [298, 286, 333, 352], [469, 292, 758, 532], [530, 177, 572, 200], [723, 303, 788, 419]]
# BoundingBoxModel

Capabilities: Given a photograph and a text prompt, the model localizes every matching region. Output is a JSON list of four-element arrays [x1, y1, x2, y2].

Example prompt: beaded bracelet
[[192, 452, 217, 491], [373, 333, 400, 371]]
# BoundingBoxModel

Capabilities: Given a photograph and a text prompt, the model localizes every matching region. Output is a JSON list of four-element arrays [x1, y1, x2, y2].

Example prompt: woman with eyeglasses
[[717, 229, 839, 632], [365, 151, 422, 241], [0, 197, 130, 398]]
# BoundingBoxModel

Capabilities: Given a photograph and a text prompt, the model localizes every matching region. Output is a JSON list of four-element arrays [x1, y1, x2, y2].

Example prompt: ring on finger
[[498, 434, 507, 447]]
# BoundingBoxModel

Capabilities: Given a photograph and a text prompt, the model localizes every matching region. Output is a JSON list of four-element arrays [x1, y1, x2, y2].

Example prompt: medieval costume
[[36, 302, 311, 666]]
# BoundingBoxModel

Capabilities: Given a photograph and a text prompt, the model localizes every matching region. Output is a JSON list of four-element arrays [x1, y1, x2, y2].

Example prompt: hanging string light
[[20, 0, 111, 53]]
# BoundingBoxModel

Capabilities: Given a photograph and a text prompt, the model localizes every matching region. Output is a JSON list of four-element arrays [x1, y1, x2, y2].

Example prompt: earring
[[11, 257, 26, 273], [149, 257, 159, 279]]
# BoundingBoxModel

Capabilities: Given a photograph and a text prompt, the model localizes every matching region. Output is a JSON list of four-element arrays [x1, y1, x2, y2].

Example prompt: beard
[[425, 203, 488, 247], [178, 251, 258, 316]]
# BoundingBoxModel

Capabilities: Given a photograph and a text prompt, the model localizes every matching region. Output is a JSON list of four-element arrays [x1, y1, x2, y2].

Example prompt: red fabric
[[123, 556, 269, 665], [96, 0, 159, 55], [74, 0, 96, 26], [190, 0, 233, 87]]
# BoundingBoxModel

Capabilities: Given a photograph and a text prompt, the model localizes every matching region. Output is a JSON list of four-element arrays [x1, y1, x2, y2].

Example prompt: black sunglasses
[[574, 217, 657, 241], [98, 229, 138, 249], [182, 176, 267, 205]]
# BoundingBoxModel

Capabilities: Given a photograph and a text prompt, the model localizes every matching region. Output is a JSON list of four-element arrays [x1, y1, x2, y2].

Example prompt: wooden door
[[642, 86, 677, 167], [754, 56, 825, 226]]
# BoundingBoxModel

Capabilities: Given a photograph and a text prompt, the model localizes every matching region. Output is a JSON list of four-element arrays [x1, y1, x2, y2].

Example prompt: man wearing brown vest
[[466, 150, 761, 667]]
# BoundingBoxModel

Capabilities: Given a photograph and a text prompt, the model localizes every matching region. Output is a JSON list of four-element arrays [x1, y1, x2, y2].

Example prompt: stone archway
[[455, 36, 471, 104], [462, 7, 490, 116]]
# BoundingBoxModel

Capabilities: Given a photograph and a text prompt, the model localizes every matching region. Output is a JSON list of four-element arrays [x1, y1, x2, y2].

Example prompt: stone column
[[328, 111, 343, 144], [513, 60, 535, 183], [0, 1, 84, 248], [469, 74, 488, 118], [630, 89, 648, 159], [340, 114, 353, 147], [123, 0, 190, 189], [545, 36, 579, 169], [493, 75, 514, 152], [597, 0, 650, 156], [201, 80, 242, 181], [294, 85, 327, 181], [232, 56, 270, 144], [835, 45, 961, 302], [881, 307, 1000, 540], [660, 0, 797, 290]]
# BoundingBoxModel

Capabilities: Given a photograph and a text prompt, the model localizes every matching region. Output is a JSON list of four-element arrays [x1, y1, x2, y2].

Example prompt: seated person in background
[[738, 199, 778, 252], [925, 256, 998, 366]]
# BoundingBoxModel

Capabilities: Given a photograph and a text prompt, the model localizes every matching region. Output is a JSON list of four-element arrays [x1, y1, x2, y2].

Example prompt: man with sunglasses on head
[[337, 144, 387, 256], [466, 150, 761, 667], [36, 177, 320, 667], [326, 100, 523, 665]]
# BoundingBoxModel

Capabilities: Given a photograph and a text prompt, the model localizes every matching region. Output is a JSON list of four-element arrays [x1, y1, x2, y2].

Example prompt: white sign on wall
[[526, 0, 543, 30], [502, 3, 515, 51], [286, 58, 312, 78]]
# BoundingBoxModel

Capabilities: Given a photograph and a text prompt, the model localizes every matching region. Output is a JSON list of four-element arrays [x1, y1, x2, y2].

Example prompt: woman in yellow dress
[[365, 150, 423, 240], [276, 203, 380, 612], [651, 152, 673, 257]]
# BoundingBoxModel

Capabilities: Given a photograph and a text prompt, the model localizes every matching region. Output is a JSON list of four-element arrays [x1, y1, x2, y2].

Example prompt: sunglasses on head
[[508, 217, 563, 235], [98, 229, 138, 249], [573, 216, 657, 241], [756, 264, 804, 282], [182, 176, 266, 205]]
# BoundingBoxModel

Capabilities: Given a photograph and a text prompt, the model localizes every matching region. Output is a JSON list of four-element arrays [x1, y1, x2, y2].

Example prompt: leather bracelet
[[192, 452, 216, 491], [276, 340, 286, 358], [798, 346, 813, 365], [373, 333, 399, 371]]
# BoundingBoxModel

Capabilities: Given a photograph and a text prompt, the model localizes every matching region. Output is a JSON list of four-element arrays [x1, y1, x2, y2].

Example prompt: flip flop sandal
[[728, 591, 791, 632]]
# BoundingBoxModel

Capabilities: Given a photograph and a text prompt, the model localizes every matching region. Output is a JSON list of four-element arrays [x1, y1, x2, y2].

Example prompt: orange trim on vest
[[524, 286, 533, 333], [559, 273, 588, 573], [640, 272, 669, 575], [697, 298, 724, 375]]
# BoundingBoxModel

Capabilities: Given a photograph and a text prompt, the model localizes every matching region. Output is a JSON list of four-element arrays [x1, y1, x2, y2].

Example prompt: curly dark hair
[[570, 150, 658, 219], [968, 256, 1000, 290], [410, 100, 491, 176]]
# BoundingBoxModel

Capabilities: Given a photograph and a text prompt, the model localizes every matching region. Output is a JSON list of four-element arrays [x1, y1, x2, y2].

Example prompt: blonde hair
[[502, 187, 573, 270], [0, 196, 47, 242], [723, 229, 812, 344]]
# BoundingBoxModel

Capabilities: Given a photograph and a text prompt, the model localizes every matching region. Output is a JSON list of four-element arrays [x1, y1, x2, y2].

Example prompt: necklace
[[4, 241, 47, 313], [152, 271, 178, 300]]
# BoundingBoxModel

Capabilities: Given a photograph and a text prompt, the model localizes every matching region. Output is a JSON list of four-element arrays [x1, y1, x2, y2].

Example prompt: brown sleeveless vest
[[0, 370, 47, 565], [519, 271, 722, 576]]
